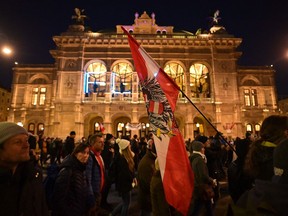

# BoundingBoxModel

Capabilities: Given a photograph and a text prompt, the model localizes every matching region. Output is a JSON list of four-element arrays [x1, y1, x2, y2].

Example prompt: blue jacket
[[86, 151, 102, 207]]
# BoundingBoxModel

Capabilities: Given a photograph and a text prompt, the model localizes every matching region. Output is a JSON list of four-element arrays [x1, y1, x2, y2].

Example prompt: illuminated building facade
[[0, 86, 11, 122], [8, 11, 278, 140]]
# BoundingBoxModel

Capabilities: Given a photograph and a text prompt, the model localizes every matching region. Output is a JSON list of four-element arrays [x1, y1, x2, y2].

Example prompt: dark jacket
[[190, 153, 213, 188], [52, 155, 88, 216], [228, 179, 288, 216], [0, 161, 49, 216], [114, 154, 134, 194], [137, 149, 156, 211], [64, 136, 75, 156], [227, 158, 254, 203], [150, 170, 171, 216]]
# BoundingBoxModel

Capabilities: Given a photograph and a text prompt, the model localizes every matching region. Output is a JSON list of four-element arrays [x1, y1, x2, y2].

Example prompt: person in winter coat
[[227, 136, 253, 203], [110, 138, 137, 216], [150, 158, 171, 216], [86, 133, 106, 215], [0, 122, 49, 216], [245, 115, 288, 181], [101, 133, 115, 210], [137, 140, 157, 216], [189, 141, 217, 216], [228, 139, 288, 216], [51, 143, 90, 216]]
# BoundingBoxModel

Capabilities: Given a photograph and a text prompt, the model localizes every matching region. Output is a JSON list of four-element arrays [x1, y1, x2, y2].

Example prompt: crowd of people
[[0, 114, 288, 215]]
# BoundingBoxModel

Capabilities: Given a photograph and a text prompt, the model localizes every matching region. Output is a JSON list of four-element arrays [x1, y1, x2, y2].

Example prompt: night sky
[[0, 0, 288, 98]]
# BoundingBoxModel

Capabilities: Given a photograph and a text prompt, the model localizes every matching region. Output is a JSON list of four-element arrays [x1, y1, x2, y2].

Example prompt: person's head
[[245, 115, 288, 180], [72, 143, 90, 164], [70, 131, 76, 138], [192, 141, 205, 154], [89, 132, 104, 152], [116, 138, 134, 171], [195, 135, 208, 145], [260, 115, 288, 144], [105, 133, 115, 145], [116, 138, 130, 153], [0, 122, 29, 171]]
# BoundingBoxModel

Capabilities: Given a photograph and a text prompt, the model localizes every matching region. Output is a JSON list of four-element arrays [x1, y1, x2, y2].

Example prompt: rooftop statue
[[212, 10, 221, 25], [71, 8, 87, 25]]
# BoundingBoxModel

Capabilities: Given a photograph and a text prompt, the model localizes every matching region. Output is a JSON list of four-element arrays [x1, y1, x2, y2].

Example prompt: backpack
[[43, 163, 60, 209]]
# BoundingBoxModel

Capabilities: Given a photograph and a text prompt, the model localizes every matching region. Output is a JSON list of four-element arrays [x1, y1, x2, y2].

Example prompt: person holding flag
[[121, 26, 194, 216]]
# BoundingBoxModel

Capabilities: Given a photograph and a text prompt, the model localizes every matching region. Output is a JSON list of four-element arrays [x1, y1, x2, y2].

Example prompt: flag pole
[[179, 89, 236, 153]]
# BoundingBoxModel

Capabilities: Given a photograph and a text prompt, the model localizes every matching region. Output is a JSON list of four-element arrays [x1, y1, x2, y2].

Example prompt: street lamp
[[0, 33, 14, 57], [2, 45, 12, 55]]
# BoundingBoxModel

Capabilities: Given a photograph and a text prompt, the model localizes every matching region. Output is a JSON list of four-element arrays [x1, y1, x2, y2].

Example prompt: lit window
[[84, 62, 107, 97], [94, 122, 101, 133], [244, 89, 251, 106], [31, 87, 46, 106], [32, 88, 38, 105], [111, 62, 133, 96], [244, 89, 258, 107], [251, 89, 257, 106], [164, 62, 185, 98], [37, 123, 44, 135], [255, 124, 261, 132], [28, 123, 35, 133], [189, 63, 210, 98], [39, 88, 46, 105], [246, 124, 252, 132]]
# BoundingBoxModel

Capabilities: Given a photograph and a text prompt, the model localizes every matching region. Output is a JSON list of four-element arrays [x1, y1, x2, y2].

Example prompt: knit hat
[[116, 138, 130, 150], [192, 141, 204, 151], [0, 122, 28, 146], [106, 133, 114, 141]]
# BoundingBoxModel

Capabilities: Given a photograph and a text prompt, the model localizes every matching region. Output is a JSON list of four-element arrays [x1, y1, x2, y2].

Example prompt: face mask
[[110, 140, 115, 145]]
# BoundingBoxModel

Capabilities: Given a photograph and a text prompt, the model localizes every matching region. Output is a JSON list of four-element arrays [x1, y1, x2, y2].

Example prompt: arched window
[[164, 62, 185, 97], [28, 123, 35, 134], [111, 62, 133, 97], [94, 122, 103, 133], [117, 122, 131, 138], [246, 123, 252, 132], [140, 122, 152, 138], [84, 61, 107, 97], [37, 123, 44, 136], [255, 124, 261, 137], [189, 63, 210, 98]]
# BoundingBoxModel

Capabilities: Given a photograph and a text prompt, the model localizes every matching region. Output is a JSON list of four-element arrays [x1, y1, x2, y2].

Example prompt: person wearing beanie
[[0, 122, 49, 216], [110, 138, 137, 216], [189, 140, 216, 215]]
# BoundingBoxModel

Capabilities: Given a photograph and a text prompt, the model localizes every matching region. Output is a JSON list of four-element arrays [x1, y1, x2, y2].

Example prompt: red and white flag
[[122, 26, 194, 215], [149, 100, 164, 114]]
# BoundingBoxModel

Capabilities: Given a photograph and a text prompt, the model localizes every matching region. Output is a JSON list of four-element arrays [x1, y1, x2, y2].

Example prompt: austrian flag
[[149, 100, 164, 114], [122, 26, 194, 216]]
